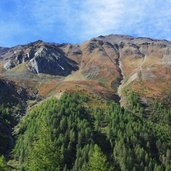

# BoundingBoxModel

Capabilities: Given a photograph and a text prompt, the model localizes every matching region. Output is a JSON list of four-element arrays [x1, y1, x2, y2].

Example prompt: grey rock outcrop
[[1, 41, 79, 76], [4, 60, 15, 70]]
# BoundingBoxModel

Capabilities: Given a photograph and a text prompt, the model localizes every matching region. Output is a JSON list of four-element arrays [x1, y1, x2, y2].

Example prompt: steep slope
[[93, 35, 171, 99], [0, 78, 28, 156], [1, 34, 171, 102], [0, 41, 78, 76]]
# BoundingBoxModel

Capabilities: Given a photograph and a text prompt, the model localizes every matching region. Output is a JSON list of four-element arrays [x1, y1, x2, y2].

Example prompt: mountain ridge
[[1, 34, 171, 103], [1, 34, 171, 48]]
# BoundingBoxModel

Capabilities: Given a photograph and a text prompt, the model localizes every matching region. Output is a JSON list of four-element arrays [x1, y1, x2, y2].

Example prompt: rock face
[[4, 60, 15, 70], [1, 34, 171, 99], [26, 45, 78, 75]]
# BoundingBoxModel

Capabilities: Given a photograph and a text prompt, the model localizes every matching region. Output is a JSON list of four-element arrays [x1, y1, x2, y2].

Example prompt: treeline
[[9, 92, 171, 170], [125, 90, 171, 125]]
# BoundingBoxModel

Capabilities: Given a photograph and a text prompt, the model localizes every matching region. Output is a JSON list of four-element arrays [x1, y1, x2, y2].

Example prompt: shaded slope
[[0, 78, 28, 156]]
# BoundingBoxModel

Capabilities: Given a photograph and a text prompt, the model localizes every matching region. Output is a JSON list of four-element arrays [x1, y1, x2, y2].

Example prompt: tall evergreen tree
[[0, 155, 9, 171], [84, 144, 110, 171], [27, 121, 61, 171]]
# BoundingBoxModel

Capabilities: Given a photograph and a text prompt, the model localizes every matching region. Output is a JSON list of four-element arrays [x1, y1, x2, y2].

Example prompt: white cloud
[[24, 0, 171, 42], [1, 0, 171, 46], [28, 0, 124, 35], [31, 0, 125, 38], [79, 0, 124, 38]]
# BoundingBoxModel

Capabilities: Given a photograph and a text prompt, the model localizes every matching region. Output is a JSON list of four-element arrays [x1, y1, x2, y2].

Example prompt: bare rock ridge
[[1, 41, 78, 76], [1, 34, 171, 100]]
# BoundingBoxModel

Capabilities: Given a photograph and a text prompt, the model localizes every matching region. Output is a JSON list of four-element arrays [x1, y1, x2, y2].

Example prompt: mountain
[[1, 35, 171, 99], [0, 35, 171, 170]]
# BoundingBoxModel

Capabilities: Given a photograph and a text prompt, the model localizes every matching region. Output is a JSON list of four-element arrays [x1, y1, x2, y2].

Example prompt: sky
[[0, 0, 171, 47]]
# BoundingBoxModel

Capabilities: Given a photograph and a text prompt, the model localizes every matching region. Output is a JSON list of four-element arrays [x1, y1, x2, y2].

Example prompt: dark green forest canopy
[[9, 92, 171, 171], [0, 79, 28, 158]]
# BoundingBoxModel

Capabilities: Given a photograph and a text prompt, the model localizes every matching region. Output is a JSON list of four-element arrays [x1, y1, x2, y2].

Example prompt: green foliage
[[0, 83, 25, 157], [12, 92, 171, 171], [0, 155, 9, 171], [83, 144, 110, 171], [0, 103, 22, 156], [106, 101, 171, 171], [149, 100, 171, 125], [125, 90, 171, 125], [125, 90, 144, 116], [27, 121, 61, 171]]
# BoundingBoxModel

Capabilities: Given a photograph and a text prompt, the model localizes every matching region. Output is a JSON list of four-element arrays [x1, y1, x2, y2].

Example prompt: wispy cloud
[[77, 0, 171, 40], [27, 0, 125, 40], [79, 0, 124, 39], [0, 0, 171, 46]]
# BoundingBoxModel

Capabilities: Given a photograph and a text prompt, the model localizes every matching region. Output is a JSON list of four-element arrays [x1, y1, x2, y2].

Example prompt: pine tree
[[27, 121, 61, 171], [0, 155, 8, 171], [87, 144, 109, 171]]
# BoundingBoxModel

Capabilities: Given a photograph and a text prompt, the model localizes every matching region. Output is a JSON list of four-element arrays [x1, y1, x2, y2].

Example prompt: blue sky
[[0, 0, 171, 47]]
